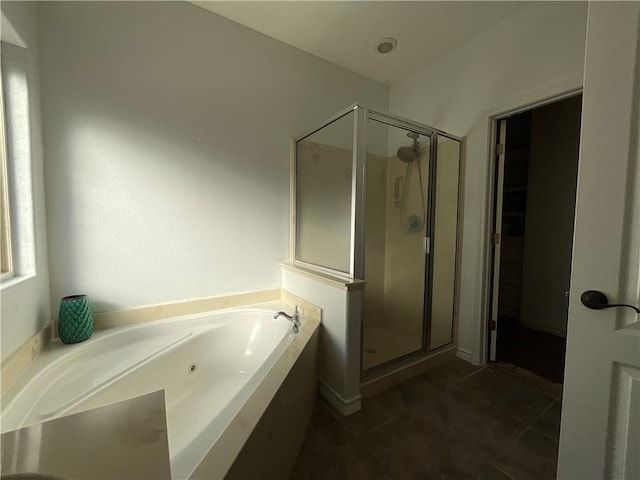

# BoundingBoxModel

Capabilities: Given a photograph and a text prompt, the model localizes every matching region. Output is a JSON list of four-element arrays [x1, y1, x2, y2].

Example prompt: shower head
[[397, 132, 420, 163], [397, 146, 417, 163]]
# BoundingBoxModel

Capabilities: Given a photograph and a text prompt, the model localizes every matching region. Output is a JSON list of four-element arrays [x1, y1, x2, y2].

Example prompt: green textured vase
[[58, 294, 94, 344]]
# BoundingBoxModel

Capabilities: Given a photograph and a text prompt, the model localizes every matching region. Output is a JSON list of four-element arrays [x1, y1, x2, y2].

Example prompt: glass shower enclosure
[[293, 104, 463, 376]]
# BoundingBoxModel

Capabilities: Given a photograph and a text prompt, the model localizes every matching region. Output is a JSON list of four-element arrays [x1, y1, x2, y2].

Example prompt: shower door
[[362, 114, 462, 374], [362, 119, 433, 371]]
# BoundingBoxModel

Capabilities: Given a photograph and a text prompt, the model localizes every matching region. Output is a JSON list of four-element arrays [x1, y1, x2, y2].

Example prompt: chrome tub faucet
[[273, 306, 300, 334]]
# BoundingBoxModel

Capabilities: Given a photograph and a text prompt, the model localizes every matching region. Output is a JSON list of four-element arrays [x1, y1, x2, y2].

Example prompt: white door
[[558, 3, 640, 479]]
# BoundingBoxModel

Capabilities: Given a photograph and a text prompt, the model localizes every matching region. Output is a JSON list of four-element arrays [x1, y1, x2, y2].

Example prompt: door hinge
[[489, 319, 497, 331], [492, 233, 500, 245], [496, 143, 505, 155], [424, 236, 431, 254]]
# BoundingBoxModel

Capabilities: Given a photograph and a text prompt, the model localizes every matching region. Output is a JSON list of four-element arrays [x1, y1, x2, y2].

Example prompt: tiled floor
[[291, 358, 562, 480]]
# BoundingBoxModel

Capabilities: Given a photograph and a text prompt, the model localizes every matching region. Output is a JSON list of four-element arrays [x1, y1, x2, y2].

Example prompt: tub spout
[[273, 306, 300, 334]]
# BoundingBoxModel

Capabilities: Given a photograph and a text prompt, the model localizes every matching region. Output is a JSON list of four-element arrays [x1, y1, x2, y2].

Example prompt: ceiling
[[192, 1, 531, 85]]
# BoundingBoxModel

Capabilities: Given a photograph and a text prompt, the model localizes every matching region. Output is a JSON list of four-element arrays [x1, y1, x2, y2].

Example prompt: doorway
[[489, 94, 583, 384]]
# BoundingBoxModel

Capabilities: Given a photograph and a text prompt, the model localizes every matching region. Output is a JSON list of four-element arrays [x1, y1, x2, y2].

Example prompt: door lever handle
[[580, 290, 640, 314]]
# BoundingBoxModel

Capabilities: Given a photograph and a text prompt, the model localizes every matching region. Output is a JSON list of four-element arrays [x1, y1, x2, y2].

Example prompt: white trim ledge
[[280, 262, 365, 291]]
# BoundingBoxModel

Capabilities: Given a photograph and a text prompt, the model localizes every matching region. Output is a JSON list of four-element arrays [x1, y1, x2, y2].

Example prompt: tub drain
[[188, 363, 198, 374]]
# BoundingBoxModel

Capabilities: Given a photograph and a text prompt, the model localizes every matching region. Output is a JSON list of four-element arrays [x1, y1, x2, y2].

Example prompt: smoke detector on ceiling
[[376, 37, 398, 54]]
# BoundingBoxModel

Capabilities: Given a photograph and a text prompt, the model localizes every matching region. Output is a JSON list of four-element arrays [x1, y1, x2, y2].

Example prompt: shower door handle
[[424, 237, 430, 254]]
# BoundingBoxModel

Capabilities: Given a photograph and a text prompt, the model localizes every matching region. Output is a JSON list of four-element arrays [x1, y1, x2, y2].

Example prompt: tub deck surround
[[1, 390, 172, 480], [281, 288, 322, 322], [0, 289, 282, 398], [0, 322, 55, 398], [0, 302, 321, 480], [191, 317, 320, 479], [92, 288, 282, 329]]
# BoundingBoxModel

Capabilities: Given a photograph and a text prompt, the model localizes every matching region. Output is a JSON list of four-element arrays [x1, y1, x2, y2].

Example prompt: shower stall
[[293, 104, 463, 376]]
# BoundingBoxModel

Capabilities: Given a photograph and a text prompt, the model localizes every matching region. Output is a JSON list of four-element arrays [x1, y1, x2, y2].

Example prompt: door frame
[[488, 119, 507, 361], [480, 87, 584, 364]]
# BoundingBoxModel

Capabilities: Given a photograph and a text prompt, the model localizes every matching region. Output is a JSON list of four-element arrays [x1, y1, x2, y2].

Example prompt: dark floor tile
[[387, 369, 457, 407], [492, 428, 559, 480], [331, 386, 409, 437], [291, 359, 559, 480], [489, 363, 562, 398], [418, 358, 484, 387], [358, 357, 475, 412], [413, 385, 525, 459], [532, 399, 562, 440], [473, 463, 513, 480], [290, 440, 393, 480], [360, 409, 491, 479], [294, 399, 354, 466], [457, 369, 555, 424]]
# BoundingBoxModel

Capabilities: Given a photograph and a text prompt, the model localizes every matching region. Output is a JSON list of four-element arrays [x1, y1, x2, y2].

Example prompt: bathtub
[[0, 302, 319, 479]]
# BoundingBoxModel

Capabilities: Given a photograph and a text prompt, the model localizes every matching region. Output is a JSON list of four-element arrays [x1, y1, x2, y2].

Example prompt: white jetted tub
[[0, 302, 317, 479]]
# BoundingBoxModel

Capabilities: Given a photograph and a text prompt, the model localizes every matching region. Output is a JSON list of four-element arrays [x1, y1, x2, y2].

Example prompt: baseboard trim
[[319, 380, 361, 416], [518, 321, 567, 338], [360, 346, 456, 399], [456, 348, 473, 363]]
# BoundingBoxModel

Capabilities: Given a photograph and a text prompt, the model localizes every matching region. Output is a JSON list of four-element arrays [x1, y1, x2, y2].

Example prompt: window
[[0, 41, 38, 286], [0, 69, 12, 279]]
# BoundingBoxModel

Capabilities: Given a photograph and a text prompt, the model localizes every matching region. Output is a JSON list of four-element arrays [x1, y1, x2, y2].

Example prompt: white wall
[[37, 2, 388, 314], [430, 138, 461, 349], [1, 2, 50, 362], [282, 269, 362, 414], [389, 1, 588, 364]]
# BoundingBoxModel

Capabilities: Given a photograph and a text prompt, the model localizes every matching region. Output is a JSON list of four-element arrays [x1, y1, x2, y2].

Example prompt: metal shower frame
[[290, 103, 465, 369]]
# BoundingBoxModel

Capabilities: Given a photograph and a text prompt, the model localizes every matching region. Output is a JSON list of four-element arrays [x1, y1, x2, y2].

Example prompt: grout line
[[322, 398, 361, 437], [488, 362, 563, 398], [492, 462, 516, 480], [495, 398, 560, 461], [454, 365, 487, 385], [529, 424, 561, 443], [486, 364, 559, 400], [364, 408, 409, 436], [451, 372, 554, 429], [527, 398, 561, 443], [494, 423, 530, 460], [447, 382, 523, 422], [334, 405, 409, 438]]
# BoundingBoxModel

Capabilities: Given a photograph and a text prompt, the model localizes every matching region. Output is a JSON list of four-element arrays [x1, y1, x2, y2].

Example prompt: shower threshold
[[360, 344, 457, 399]]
